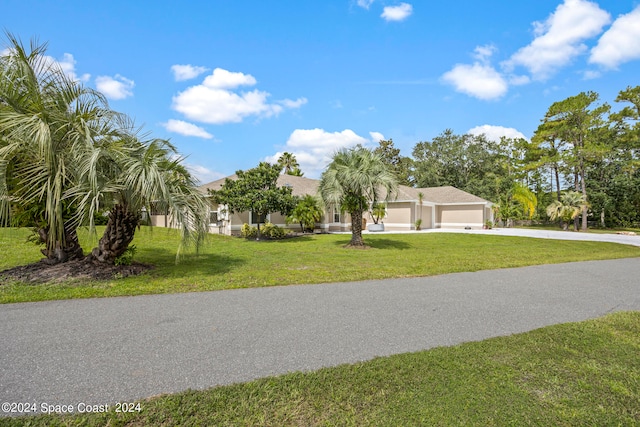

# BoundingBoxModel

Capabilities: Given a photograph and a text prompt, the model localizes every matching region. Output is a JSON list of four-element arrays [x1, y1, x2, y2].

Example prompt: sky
[[3, 0, 640, 182]]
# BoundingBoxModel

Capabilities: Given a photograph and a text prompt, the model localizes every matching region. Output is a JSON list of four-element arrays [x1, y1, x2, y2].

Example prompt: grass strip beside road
[[1, 226, 639, 303], [4, 311, 639, 426]]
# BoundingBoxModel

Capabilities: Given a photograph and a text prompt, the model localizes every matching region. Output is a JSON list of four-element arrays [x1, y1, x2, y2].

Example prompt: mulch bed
[[0, 260, 153, 284]]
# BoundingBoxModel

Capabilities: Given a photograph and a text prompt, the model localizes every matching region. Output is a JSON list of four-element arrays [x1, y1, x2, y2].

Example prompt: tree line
[[375, 87, 640, 230]]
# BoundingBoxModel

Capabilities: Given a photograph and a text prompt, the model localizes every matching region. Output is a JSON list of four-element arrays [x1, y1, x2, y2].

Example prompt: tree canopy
[[319, 146, 398, 247], [209, 162, 296, 232]]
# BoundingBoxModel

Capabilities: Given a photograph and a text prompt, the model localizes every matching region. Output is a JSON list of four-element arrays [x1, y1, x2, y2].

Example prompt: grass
[[1, 226, 639, 304], [4, 310, 639, 426]]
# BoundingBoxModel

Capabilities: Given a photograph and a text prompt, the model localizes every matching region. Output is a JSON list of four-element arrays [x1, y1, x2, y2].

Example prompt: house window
[[209, 211, 218, 224], [333, 207, 340, 223], [251, 211, 267, 225]]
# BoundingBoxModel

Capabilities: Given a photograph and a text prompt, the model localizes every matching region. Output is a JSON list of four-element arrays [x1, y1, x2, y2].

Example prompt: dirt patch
[[0, 260, 153, 284]]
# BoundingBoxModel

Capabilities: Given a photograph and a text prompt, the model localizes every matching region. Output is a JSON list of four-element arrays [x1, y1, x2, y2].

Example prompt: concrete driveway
[[357, 227, 640, 247], [1, 258, 639, 416]]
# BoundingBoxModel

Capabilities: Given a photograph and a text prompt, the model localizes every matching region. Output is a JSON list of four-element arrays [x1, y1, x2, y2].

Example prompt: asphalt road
[[1, 258, 639, 416]]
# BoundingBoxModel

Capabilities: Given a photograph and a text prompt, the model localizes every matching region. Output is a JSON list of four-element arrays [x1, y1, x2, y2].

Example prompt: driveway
[[356, 227, 640, 247], [1, 258, 639, 416]]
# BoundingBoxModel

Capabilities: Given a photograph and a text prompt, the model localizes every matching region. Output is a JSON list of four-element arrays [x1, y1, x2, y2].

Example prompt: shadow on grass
[[367, 238, 412, 250], [246, 235, 316, 244], [136, 247, 246, 278], [330, 237, 413, 250]]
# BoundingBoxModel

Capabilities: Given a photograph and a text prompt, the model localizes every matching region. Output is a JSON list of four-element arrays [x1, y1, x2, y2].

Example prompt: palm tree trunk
[[89, 204, 139, 264], [39, 223, 84, 265], [349, 208, 365, 246]]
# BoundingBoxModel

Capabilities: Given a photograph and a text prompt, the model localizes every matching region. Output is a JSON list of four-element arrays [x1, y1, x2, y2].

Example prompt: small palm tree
[[370, 201, 386, 225], [1, 35, 208, 265], [287, 194, 323, 232], [319, 147, 398, 247], [512, 183, 538, 220], [546, 191, 589, 230], [417, 191, 424, 230], [74, 136, 209, 263], [0, 34, 121, 263], [277, 152, 302, 176]]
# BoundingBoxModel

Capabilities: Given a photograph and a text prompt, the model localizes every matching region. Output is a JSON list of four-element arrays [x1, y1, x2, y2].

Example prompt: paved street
[[1, 258, 639, 415]]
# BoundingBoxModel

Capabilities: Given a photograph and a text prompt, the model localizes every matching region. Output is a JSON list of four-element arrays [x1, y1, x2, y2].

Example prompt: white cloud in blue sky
[[381, 3, 413, 22], [171, 64, 208, 81], [442, 46, 508, 100], [6, 0, 640, 183], [266, 128, 373, 178], [467, 125, 528, 142], [505, 0, 610, 80], [443, 0, 617, 101], [369, 131, 385, 144], [590, 5, 640, 69], [172, 68, 305, 124], [356, 0, 374, 10], [162, 119, 213, 139], [95, 74, 134, 100]]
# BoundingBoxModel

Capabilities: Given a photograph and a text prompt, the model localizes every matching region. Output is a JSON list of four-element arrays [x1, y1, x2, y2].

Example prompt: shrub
[[114, 245, 136, 266], [240, 223, 258, 239], [261, 222, 286, 239]]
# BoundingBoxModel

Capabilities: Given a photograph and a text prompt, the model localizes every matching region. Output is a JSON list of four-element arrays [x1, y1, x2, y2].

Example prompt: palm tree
[[286, 194, 323, 232], [0, 34, 121, 263], [277, 152, 302, 176], [74, 136, 209, 263], [318, 147, 398, 247], [1, 35, 209, 265], [512, 183, 538, 220], [546, 191, 589, 231], [416, 191, 424, 230]]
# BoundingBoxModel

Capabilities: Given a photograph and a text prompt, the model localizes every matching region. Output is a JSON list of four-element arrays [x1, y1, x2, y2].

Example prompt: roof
[[198, 174, 319, 198], [396, 185, 490, 204], [199, 175, 490, 205]]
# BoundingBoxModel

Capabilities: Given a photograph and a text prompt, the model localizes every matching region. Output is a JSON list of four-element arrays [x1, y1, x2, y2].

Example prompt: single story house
[[184, 174, 493, 235]]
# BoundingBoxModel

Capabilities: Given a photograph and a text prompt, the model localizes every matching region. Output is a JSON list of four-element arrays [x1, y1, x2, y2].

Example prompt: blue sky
[[4, 0, 640, 182]]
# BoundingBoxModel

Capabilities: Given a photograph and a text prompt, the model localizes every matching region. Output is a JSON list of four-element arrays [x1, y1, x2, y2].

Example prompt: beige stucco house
[[184, 174, 493, 235]]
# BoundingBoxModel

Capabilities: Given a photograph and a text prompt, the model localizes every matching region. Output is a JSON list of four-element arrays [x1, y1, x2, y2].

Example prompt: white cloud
[[357, 0, 374, 10], [184, 163, 225, 185], [2, 49, 90, 82], [381, 3, 413, 22], [473, 45, 497, 62], [172, 68, 304, 124], [95, 74, 134, 100], [442, 62, 508, 100], [508, 75, 531, 86], [202, 68, 257, 89], [583, 70, 601, 80], [55, 53, 91, 83], [162, 119, 213, 139], [171, 64, 208, 81], [467, 125, 528, 142], [505, 0, 610, 80], [589, 6, 640, 69], [369, 131, 385, 143], [278, 97, 308, 108], [265, 129, 370, 178]]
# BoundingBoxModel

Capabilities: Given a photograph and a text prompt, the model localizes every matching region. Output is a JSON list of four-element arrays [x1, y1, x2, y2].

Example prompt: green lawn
[[1, 226, 639, 304], [4, 311, 639, 426]]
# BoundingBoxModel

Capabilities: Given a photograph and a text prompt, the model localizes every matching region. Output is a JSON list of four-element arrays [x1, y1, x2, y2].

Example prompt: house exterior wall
[[416, 203, 432, 229], [382, 202, 413, 231], [436, 205, 485, 229]]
